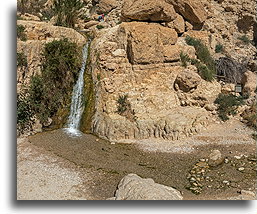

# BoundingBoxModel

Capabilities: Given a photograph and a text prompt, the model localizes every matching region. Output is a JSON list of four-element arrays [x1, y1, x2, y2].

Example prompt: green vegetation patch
[[117, 94, 136, 122], [185, 36, 216, 81], [17, 24, 27, 41], [52, 0, 85, 28], [214, 94, 244, 121], [17, 38, 82, 132], [17, 52, 28, 67], [215, 44, 224, 53], [96, 25, 104, 30], [237, 35, 251, 45]]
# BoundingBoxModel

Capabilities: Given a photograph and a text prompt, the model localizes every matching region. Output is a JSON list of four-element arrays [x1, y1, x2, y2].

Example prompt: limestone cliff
[[17, 0, 256, 140]]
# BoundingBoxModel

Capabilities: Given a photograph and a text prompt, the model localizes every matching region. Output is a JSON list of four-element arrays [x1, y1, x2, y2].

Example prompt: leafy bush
[[214, 94, 244, 121], [52, 0, 85, 28], [237, 35, 251, 45], [185, 36, 216, 81], [180, 52, 190, 68], [96, 25, 104, 29], [27, 39, 81, 124], [17, 91, 33, 131], [197, 64, 215, 82], [17, 52, 27, 67], [17, 25, 27, 41], [215, 44, 224, 53]]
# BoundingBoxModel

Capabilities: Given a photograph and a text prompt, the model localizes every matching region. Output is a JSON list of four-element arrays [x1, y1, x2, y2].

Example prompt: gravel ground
[[17, 137, 100, 200], [17, 118, 256, 200]]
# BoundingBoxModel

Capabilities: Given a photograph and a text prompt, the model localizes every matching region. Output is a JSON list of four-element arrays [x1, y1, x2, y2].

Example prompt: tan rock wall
[[89, 23, 219, 142]]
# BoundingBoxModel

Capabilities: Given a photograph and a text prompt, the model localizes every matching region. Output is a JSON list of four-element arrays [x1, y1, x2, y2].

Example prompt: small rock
[[224, 158, 229, 164], [238, 167, 245, 171], [234, 156, 241, 160], [190, 177, 196, 182], [208, 149, 224, 167]]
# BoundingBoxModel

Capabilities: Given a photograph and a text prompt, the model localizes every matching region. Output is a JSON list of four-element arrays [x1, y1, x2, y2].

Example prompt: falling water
[[65, 41, 90, 136]]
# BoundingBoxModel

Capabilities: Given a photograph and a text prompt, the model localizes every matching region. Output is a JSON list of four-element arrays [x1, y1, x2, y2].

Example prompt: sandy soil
[[17, 118, 256, 200]]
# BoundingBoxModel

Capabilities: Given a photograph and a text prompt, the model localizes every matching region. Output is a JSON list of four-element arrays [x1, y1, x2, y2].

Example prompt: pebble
[[111, 142, 115, 145], [234, 156, 241, 160], [190, 177, 196, 182], [238, 167, 245, 171], [223, 180, 229, 184], [225, 158, 229, 163]]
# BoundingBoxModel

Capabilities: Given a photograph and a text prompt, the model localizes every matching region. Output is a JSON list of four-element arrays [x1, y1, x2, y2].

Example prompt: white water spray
[[65, 42, 90, 136]]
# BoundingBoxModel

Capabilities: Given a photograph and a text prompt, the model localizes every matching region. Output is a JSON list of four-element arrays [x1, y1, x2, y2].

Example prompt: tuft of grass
[[237, 35, 251, 45], [117, 94, 130, 114], [17, 24, 27, 41], [215, 44, 224, 53], [97, 73, 101, 81], [214, 94, 244, 121], [117, 94, 136, 122], [96, 25, 104, 30], [180, 52, 190, 67], [17, 52, 28, 67]]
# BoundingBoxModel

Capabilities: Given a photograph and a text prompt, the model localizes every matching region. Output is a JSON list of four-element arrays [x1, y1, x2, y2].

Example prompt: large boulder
[[120, 22, 178, 64], [167, 13, 185, 34], [121, 0, 177, 22], [175, 69, 202, 92], [112, 174, 183, 200], [166, 0, 207, 24], [96, 0, 118, 13]]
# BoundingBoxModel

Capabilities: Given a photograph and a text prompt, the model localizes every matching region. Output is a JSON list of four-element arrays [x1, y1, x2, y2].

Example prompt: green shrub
[[197, 64, 215, 81], [97, 73, 101, 81], [117, 94, 130, 114], [215, 44, 224, 53], [237, 35, 251, 45], [17, 52, 27, 67], [180, 52, 190, 68], [17, 25, 27, 41], [185, 36, 216, 78], [52, 0, 85, 28], [27, 38, 81, 124], [17, 92, 32, 130], [96, 25, 104, 30], [214, 94, 244, 121]]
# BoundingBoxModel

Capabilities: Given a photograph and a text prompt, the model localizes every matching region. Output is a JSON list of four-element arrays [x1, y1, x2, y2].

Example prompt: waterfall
[[65, 41, 90, 136]]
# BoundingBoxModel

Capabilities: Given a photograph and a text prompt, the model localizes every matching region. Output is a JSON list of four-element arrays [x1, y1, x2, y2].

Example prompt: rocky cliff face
[[17, 0, 256, 140], [86, 0, 256, 142]]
